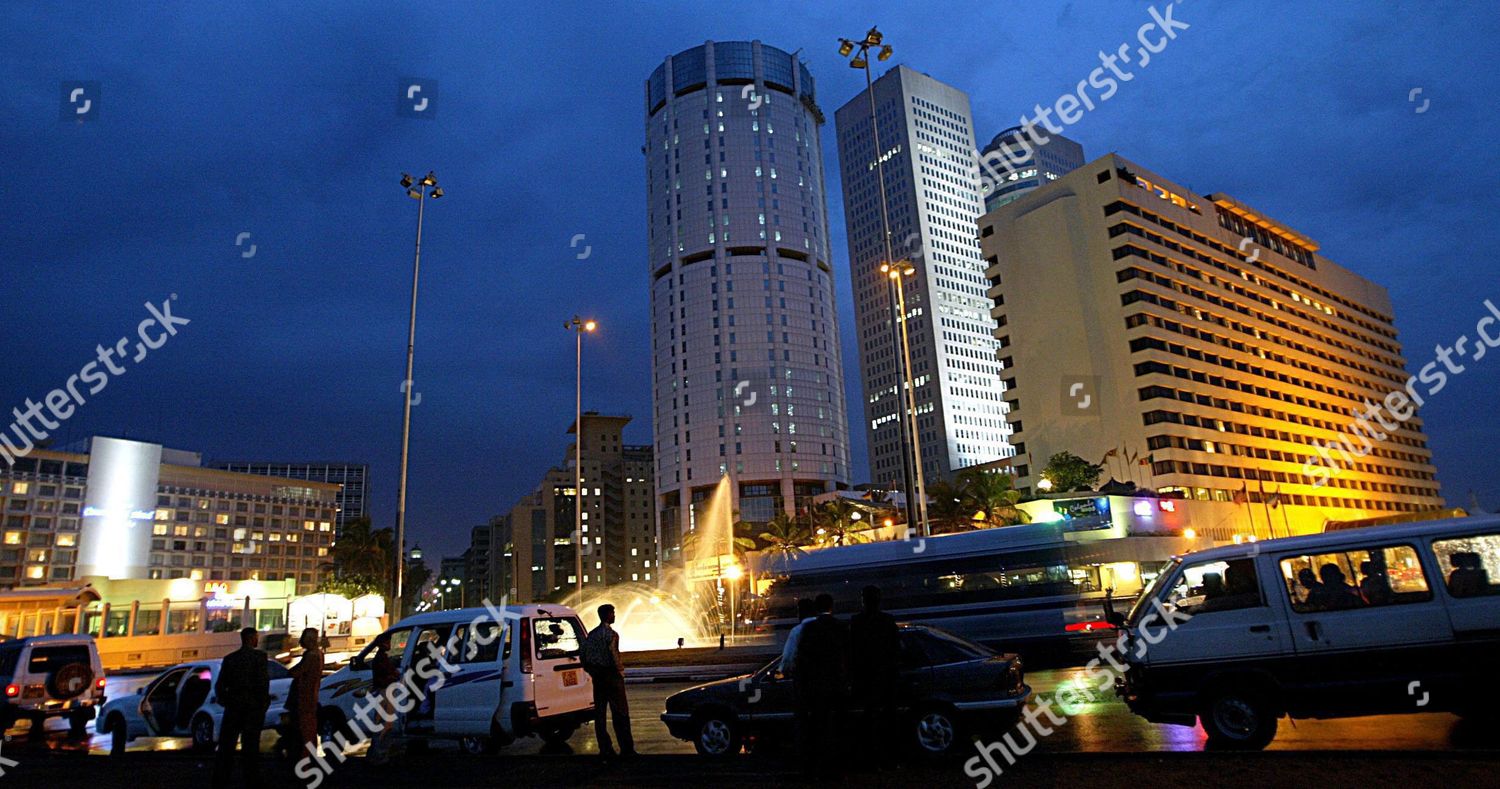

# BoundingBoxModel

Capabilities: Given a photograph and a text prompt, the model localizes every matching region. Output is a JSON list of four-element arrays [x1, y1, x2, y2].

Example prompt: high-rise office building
[[835, 65, 1011, 485], [981, 153, 1443, 534], [502, 413, 656, 600], [645, 40, 852, 554], [977, 125, 1086, 213], [210, 460, 368, 536]]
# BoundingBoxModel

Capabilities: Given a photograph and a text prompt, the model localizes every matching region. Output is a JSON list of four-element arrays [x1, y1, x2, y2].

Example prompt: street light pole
[[394, 171, 442, 621], [839, 28, 927, 534], [566, 316, 597, 598]]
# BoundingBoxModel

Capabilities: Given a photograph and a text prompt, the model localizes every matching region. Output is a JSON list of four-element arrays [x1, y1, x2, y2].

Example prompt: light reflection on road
[[1, 669, 1467, 756]]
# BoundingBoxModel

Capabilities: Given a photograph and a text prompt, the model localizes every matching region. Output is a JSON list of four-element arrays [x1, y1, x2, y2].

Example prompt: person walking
[[288, 627, 323, 758], [582, 604, 635, 760], [794, 593, 849, 774], [365, 632, 401, 764], [849, 585, 900, 763], [779, 598, 815, 677], [213, 627, 270, 789]]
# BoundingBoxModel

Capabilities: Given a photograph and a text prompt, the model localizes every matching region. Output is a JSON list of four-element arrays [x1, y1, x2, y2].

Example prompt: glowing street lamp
[[1037, 478, 1055, 492], [394, 170, 443, 620], [566, 315, 598, 597]]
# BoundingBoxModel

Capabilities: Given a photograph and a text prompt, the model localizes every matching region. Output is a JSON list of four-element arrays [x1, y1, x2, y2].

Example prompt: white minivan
[[1111, 514, 1500, 749], [316, 604, 594, 754]]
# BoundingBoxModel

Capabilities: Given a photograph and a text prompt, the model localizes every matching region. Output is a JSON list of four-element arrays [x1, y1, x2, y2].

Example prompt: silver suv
[[0, 634, 106, 736]]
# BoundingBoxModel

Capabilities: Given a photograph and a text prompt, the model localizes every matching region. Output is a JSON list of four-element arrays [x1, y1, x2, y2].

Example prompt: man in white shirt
[[778, 598, 816, 677]]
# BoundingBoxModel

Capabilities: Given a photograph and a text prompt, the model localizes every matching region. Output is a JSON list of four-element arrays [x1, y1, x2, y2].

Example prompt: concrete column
[[198, 598, 209, 633], [161, 598, 171, 635], [128, 600, 141, 637], [74, 605, 87, 635], [97, 602, 111, 638]]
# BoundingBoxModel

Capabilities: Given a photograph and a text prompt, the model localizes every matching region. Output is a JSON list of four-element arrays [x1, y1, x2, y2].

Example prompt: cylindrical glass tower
[[645, 40, 851, 560]]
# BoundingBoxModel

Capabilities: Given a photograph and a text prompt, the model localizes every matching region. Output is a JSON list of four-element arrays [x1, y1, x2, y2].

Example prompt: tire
[[190, 713, 217, 752], [0, 708, 15, 733], [105, 713, 127, 756], [911, 706, 961, 758], [691, 711, 742, 757], [49, 662, 95, 700], [1200, 688, 1278, 750]]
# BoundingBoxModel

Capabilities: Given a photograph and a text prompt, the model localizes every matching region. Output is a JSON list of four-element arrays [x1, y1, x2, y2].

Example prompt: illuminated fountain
[[566, 475, 745, 651]]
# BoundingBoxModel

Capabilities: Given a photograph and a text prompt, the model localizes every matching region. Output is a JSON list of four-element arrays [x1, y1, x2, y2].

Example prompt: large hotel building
[[1, 437, 337, 591], [982, 153, 1443, 534], [645, 41, 852, 552], [834, 65, 1013, 483]]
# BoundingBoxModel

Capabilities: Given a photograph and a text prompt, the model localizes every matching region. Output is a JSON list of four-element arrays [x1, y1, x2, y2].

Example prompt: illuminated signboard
[[77, 437, 162, 579], [1055, 497, 1113, 532]]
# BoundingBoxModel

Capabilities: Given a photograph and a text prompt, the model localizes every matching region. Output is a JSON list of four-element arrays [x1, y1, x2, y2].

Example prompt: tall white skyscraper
[[645, 41, 852, 557], [835, 65, 1012, 485]]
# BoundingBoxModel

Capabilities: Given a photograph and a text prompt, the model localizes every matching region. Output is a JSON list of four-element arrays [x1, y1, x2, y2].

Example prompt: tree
[[1042, 451, 1104, 492], [329, 517, 395, 593], [958, 468, 1031, 527], [814, 498, 869, 546], [757, 513, 812, 559], [925, 479, 973, 534]]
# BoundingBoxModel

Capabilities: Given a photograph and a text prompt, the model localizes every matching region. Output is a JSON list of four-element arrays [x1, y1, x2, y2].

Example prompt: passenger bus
[[754, 501, 1198, 657]]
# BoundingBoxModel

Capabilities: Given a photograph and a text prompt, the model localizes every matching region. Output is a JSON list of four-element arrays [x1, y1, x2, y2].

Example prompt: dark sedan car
[[661, 624, 1030, 757]]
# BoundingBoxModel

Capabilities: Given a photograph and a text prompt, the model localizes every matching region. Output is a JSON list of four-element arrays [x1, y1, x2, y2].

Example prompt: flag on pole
[[1138, 454, 1152, 466], [1268, 486, 1282, 509], [1232, 482, 1249, 505], [1099, 448, 1118, 465]]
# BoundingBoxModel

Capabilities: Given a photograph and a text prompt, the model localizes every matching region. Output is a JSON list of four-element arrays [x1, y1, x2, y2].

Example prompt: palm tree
[[814, 498, 870, 546], [926, 478, 973, 534], [959, 469, 1031, 527], [757, 513, 812, 559], [330, 517, 395, 588]]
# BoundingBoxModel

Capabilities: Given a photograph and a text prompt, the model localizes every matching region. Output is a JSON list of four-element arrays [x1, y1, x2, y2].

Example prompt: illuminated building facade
[[982, 153, 1443, 534], [646, 40, 852, 556], [502, 414, 655, 601], [1, 437, 337, 593], [835, 65, 1011, 483]]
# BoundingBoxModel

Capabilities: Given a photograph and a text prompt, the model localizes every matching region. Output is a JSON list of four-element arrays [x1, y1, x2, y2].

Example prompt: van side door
[[1135, 556, 1288, 666], [1430, 531, 1500, 709], [434, 618, 505, 736], [1274, 542, 1451, 717]]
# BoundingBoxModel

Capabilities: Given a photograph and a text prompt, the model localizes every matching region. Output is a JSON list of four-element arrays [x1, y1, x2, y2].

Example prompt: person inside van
[[1296, 567, 1323, 606], [1447, 551, 1490, 597], [1358, 560, 1394, 606], [1309, 563, 1364, 610], [1199, 561, 1260, 612]]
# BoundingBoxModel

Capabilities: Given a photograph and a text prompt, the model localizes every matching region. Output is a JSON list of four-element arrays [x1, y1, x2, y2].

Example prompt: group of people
[[211, 626, 325, 788], [779, 585, 902, 774]]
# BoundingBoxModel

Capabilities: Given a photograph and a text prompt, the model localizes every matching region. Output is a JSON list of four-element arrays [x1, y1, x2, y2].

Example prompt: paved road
[[7, 668, 1483, 756]]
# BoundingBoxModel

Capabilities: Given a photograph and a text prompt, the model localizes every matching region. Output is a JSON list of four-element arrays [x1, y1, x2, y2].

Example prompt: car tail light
[[519, 619, 532, 674], [96, 677, 107, 691], [4, 684, 18, 698]]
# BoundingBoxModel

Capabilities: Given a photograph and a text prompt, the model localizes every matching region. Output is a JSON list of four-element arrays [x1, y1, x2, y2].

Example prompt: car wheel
[[0, 708, 15, 733], [106, 713, 128, 756], [1200, 688, 1277, 750], [538, 724, 576, 747], [692, 711, 742, 757], [912, 706, 961, 757], [191, 713, 217, 752]]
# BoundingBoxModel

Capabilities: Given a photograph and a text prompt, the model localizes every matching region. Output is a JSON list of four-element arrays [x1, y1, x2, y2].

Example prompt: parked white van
[[316, 604, 594, 754], [1110, 514, 1500, 749]]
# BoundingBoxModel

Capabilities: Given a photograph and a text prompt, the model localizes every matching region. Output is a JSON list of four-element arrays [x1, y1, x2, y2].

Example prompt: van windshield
[[1127, 558, 1180, 626]]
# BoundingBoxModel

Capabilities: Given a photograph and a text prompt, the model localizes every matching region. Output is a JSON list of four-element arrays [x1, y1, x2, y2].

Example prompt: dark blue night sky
[[4, 1, 1498, 560]]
